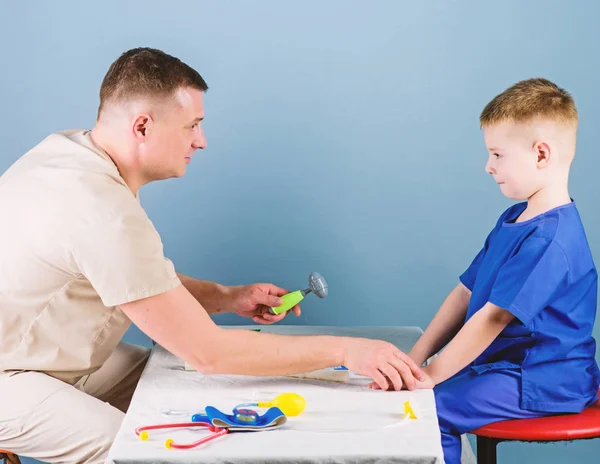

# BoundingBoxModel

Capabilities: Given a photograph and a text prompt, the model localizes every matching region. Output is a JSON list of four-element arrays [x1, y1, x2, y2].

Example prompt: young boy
[[380, 78, 600, 463]]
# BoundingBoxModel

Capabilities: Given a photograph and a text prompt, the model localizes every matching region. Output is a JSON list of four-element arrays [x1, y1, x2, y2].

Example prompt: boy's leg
[[75, 342, 150, 412], [0, 371, 124, 463], [434, 368, 550, 464]]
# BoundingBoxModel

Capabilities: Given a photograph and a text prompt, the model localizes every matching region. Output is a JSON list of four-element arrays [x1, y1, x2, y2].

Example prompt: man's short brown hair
[[98, 47, 208, 114], [480, 78, 578, 128]]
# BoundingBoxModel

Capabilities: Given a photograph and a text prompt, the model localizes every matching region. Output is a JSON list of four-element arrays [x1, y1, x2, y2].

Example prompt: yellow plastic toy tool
[[257, 393, 306, 417], [404, 400, 417, 419]]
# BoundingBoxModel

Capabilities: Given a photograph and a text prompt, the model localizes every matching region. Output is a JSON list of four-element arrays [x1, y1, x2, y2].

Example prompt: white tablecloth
[[108, 326, 447, 464]]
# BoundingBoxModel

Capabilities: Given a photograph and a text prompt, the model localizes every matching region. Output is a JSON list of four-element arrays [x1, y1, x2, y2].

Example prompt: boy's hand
[[411, 367, 435, 389]]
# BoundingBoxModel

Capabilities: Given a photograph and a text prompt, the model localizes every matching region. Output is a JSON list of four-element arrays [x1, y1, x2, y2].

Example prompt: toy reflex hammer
[[269, 272, 328, 315]]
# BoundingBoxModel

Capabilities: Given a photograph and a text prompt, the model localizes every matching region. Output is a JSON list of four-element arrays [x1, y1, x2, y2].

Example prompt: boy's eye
[[190, 123, 197, 130], [493, 153, 501, 159]]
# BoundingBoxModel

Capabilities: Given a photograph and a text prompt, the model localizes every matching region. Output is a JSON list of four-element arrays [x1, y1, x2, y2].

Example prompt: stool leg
[[477, 436, 498, 464]]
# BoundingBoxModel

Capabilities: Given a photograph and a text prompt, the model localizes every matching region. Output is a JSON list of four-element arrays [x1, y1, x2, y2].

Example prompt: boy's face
[[483, 121, 543, 201]]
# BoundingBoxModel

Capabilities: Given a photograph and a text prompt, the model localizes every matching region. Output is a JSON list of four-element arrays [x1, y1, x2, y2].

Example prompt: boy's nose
[[485, 159, 496, 175]]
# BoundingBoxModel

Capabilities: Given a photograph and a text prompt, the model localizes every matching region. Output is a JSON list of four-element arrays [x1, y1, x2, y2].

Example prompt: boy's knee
[[434, 378, 472, 435]]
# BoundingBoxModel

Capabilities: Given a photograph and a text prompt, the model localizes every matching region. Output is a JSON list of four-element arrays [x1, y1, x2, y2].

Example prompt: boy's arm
[[422, 302, 514, 386], [408, 283, 471, 366]]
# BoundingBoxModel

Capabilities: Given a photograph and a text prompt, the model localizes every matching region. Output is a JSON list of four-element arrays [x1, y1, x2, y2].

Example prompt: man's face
[[483, 121, 542, 201], [141, 87, 206, 180]]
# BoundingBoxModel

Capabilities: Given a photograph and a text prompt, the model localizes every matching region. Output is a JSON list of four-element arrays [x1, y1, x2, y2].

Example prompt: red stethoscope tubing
[[135, 421, 229, 449]]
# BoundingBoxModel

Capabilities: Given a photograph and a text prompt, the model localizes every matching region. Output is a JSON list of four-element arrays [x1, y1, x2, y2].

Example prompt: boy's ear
[[533, 140, 551, 169]]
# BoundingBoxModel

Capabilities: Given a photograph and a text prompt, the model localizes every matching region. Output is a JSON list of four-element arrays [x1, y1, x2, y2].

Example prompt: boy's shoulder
[[525, 202, 595, 279], [544, 203, 595, 274], [488, 202, 596, 275]]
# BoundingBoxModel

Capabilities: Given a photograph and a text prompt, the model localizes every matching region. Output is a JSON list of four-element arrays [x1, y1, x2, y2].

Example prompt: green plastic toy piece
[[269, 290, 306, 315], [268, 273, 328, 315]]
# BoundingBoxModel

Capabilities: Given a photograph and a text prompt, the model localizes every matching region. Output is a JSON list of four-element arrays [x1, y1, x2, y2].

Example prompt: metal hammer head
[[307, 272, 328, 298]]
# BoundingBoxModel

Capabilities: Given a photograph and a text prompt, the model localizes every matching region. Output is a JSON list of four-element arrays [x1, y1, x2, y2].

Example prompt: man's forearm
[[409, 283, 471, 365], [204, 329, 349, 375], [424, 302, 514, 385], [177, 273, 229, 315]]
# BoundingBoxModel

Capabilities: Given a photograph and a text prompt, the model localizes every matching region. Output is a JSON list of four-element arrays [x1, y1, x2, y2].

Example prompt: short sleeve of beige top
[[0, 129, 181, 385]]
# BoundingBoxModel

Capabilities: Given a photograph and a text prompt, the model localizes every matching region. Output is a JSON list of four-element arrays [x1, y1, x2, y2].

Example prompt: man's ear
[[132, 114, 153, 142]]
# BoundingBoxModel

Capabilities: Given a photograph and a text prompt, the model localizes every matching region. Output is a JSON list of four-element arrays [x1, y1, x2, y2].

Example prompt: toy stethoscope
[[135, 393, 306, 449], [135, 421, 228, 449]]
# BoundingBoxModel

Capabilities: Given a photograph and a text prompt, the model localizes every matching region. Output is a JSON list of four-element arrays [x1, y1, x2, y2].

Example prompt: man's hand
[[226, 283, 301, 324], [344, 338, 427, 391], [368, 363, 435, 390]]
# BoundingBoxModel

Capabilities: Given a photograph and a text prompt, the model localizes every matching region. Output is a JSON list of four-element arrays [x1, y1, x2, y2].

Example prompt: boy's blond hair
[[480, 78, 578, 128]]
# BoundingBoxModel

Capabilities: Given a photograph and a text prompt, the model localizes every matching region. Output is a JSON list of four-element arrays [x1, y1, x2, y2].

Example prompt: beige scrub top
[[0, 130, 181, 385]]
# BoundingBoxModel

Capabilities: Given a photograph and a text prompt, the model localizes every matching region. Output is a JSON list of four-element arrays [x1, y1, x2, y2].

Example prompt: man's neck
[[90, 126, 144, 196]]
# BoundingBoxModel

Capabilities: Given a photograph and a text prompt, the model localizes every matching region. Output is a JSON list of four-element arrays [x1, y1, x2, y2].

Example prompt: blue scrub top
[[460, 201, 600, 412]]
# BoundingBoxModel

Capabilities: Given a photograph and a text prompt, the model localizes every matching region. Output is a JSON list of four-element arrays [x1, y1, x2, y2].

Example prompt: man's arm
[[120, 284, 426, 390], [422, 302, 514, 385], [408, 283, 471, 366], [177, 273, 299, 323], [177, 273, 229, 315]]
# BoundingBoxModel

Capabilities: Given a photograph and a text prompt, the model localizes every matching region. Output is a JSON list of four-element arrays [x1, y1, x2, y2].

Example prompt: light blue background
[[1, 1, 598, 462]]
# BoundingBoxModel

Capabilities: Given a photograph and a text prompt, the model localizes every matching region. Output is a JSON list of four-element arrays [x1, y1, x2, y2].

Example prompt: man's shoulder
[[6, 130, 118, 180], [3, 129, 143, 226], [33, 129, 117, 169]]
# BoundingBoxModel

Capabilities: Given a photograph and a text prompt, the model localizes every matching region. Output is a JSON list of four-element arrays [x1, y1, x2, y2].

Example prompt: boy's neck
[[518, 185, 571, 222]]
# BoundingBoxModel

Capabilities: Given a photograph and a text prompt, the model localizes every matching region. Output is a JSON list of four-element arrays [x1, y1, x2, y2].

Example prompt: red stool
[[471, 389, 600, 464], [0, 451, 20, 464]]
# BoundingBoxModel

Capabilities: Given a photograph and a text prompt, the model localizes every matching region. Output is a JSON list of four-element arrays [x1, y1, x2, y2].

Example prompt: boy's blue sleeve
[[459, 229, 496, 291], [459, 246, 487, 291], [459, 205, 522, 291], [488, 237, 569, 328]]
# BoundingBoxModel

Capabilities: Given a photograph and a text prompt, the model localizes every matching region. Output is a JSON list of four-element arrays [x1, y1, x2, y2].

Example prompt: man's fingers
[[264, 284, 290, 298], [254, 311, 285, 324], [252, 310, 284, 324], [254, 285, 302, 315], [250, 285, 284, 308], [266, 295, 283, 308], [252, 316, 272, 325], [389, 357, 416, 391], [379, 363, 403, 391], [370, 370, 390, 391], [394, 350, 426, 381]]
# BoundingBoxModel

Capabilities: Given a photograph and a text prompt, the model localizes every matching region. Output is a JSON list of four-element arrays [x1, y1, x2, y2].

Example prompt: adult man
[[0, 48, 422, 463]]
